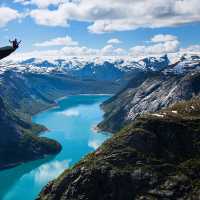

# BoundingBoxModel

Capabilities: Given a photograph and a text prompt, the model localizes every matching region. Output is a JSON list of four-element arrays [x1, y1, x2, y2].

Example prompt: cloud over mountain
[[9, 33, 198, 61], [130, 34, 180, 57]]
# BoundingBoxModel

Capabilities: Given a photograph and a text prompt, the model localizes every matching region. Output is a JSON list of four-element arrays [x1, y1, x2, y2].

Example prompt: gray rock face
[[98, 69, 200, 133], [17, 55, 171, 82], [0, 70, 121, 115], [140, 54, 170, 71], [126, 72, 200, 120]]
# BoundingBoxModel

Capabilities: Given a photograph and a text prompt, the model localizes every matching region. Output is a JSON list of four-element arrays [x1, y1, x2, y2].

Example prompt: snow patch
[[151, 113, 164, 118], [172, 110, 178, 114]]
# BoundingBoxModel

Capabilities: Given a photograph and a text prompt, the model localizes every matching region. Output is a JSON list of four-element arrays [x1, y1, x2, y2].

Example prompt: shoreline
[[0, 153, 56, 172], [32, 93, 113, 120], [1, 94, 111, 172]]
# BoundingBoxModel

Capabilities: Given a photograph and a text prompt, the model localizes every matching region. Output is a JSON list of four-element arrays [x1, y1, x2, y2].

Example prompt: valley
[[1, 1, 200, 199], [0, 54, 199, 200], [0, 95, 110, 200], [38, 97, 200, 200]]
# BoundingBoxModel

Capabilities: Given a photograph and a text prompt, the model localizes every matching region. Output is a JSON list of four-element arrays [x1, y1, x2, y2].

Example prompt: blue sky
[[0, 0, 200, 59]]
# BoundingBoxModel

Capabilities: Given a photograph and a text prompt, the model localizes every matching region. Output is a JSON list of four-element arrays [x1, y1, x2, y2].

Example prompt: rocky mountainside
[[37, 98, 200, 200], [0, 63, 120, 169], [9, 55, 170, 82], [0, 55, 146, 169], [0, 97, 61, 170], [139, 54, 170, 71], [98, 55, 200, 132], [0, 55, 172, 116], [0, 54, 197, 170], [0, 70, 120, 116]]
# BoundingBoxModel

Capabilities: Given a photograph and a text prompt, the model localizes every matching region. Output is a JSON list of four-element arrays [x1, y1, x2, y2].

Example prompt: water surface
[[0, 95, 110, 200]]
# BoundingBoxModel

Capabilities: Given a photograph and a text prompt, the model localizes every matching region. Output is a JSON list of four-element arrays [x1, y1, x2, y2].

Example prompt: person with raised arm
[[0, 39, 21, 60]]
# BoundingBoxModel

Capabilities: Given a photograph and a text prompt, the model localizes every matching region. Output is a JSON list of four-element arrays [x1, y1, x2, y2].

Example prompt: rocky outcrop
[[37, 98, 200, 200], [140, 54, 170, 71], [98, 69, 200, 133], [0, 54, 174, 116]]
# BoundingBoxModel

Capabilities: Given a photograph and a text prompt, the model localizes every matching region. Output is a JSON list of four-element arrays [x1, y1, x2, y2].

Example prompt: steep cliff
[[37, 98, 200, 200], [98, 70, 200, 133]]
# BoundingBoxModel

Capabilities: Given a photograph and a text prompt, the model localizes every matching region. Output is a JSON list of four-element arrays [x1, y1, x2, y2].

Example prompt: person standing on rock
[[0, 39, 21, 60]]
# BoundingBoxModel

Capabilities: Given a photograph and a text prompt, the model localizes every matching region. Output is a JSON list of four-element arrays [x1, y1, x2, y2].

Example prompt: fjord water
[[0, 95, 110, 200]]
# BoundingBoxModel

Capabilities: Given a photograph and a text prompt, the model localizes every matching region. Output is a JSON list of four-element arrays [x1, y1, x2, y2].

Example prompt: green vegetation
[[0, 67, 123, 169], [38, 98, 200, 200], [0, 97, 61, 169]]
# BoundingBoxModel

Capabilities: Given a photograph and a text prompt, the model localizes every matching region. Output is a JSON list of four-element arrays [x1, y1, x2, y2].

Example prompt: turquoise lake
[[0, 95, 110, 200]]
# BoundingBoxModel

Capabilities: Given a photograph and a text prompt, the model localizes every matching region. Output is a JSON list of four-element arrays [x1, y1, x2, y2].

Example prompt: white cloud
[[100, 45, 114, 56], [8, 43, 127, 61], [12, 33, 200, 62], [151, 34, 178, 43], [34, 160, 70, 184], [34, 36, 78, 47], [88, 134, 108, 150], [30, 8, 69, 27], [62, 46, 99, 56], [59, 109, 80, 117], [15, 0, 68, 8], [180, 45, 200, 54], [114, 48, 127, 55], [8, 34, 181, 60], [26, 0, 200, 33], [107, 38, 122, 44], [100, 44, 126, 56], [0, 7, 21, 27], [130, 34, 180, 57]]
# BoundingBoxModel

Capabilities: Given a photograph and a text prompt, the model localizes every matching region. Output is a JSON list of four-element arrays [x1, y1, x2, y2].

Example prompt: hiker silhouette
[[0, 39, 21, 60]]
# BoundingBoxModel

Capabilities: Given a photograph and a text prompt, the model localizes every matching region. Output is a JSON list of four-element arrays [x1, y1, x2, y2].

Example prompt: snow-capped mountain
[[13, 55, 170, 77], [139, 54, 170, 71], [164, 54, 200, 74], [0, 53, 199, 135], [19, 55, 169, 70], [97, 55, 200, 133], [1, 54, 199, 81]]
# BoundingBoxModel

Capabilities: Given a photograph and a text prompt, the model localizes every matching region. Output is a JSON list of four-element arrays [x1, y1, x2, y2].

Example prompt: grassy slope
[[38, 98, 200, 200]]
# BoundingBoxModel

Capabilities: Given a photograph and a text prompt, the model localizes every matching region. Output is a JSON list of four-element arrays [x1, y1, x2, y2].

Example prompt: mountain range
[[0, 53, 200, 194], [98, 55, 200, 132], [36, 54, 200, 200]]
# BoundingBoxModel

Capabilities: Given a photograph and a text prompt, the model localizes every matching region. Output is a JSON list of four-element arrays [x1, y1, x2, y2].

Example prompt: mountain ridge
[[98, 55, 200, 132]]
